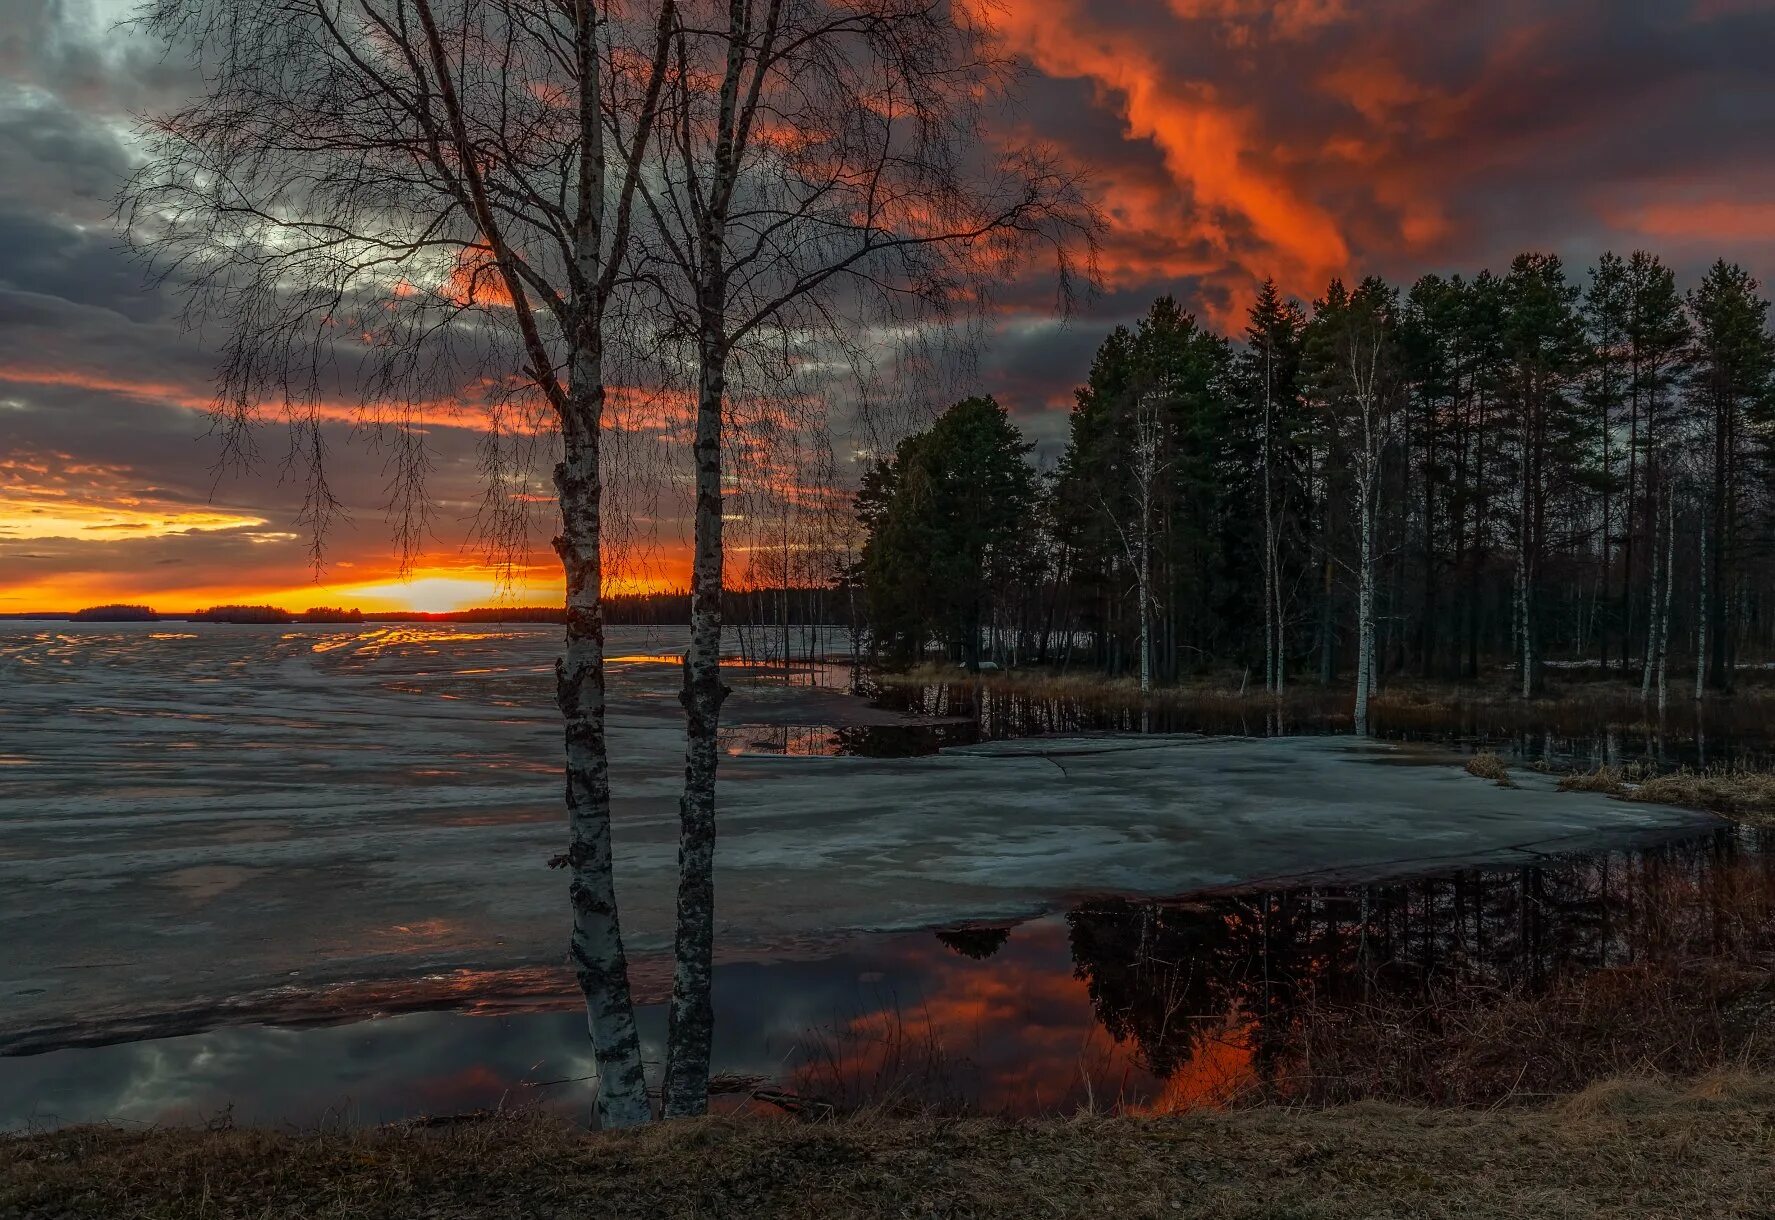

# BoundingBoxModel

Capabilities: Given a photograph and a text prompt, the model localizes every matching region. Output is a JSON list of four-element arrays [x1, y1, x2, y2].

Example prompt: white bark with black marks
[[639, 0, 1097, 1117], [126, 0, 679, 1129]]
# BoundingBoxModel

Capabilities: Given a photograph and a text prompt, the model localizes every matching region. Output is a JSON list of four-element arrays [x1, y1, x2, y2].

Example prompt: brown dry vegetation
[[883, 664, 1775, 826], [877, 663, 1775, 738], [1274, 962, 1775, 1108], [1463, 750, 1513, 785], [1559, 765, 1775, 825], [8, 1075, 1775, 1219]]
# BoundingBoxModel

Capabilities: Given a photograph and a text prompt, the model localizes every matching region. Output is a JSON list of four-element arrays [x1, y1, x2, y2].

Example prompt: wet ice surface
[[0, 624, 1716, 1071], [8, 824, 1768, 1129]]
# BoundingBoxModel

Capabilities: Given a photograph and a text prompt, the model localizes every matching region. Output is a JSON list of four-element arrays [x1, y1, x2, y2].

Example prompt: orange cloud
[[1166, 0, 1350, 42], [970, 0, 1352, 301], [0, 366, 213, 412], [1613, 200, 1775, 244], [0, 364, 484, 429], [442, 243, 518, 309]]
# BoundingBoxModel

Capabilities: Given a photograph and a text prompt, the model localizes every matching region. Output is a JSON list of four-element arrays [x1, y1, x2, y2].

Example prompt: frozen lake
[[0, 622, 1722, 1123]]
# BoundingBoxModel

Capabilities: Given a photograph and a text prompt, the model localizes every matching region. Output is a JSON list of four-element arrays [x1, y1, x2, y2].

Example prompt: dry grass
[[8, 1075, 1775, 1219], [877, 663, 1349, 721], [1557, 764, 1775, 825], [1557, 765, 1629, 795], [1272, 961, 1775, 1110], [1463, 750, 1514, 786], [1634, 769, 1775, 823], [878, 663, 1775, 743]]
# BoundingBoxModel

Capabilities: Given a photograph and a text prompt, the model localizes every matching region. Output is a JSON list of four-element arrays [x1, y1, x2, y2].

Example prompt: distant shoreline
[[0, 609, 578, 624]]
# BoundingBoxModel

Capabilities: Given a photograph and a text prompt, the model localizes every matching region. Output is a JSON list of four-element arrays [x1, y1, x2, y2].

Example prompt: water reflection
[[869, 681, 1775, 772], [718, 721, 978, 758], [1062, 824, 1775, 1105], [5, 825, 1769, 1129]]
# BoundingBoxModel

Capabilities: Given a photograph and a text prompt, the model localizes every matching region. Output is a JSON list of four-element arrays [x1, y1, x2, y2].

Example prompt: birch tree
[[1347, 308, 1389, 735], [1640, 463, 1664, 703], [1095, 391, 1166, 693], [632, 0, 1094, 1117], [126, 0, 674, 1127], [1307, 278, 1398, 736]]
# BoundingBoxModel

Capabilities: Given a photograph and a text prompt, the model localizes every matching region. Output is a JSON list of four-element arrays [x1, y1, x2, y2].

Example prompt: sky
[[3, 0, 1774, 613]]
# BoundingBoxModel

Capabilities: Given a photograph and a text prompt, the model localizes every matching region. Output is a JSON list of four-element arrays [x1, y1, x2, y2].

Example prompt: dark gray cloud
[[6, 0, 1775, 605]]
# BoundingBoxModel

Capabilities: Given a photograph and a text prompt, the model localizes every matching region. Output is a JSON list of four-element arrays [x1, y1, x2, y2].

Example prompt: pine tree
[[1238, 279, 1308, 693], [1498, 253, 1590, 697], [861, 397, 1038, 669], [1686, 261, 1775, 691]]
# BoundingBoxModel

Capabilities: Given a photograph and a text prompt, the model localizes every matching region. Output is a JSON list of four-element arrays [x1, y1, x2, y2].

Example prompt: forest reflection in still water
[[6, 824, 1771, 1128], [796, 823, 1775, 1113], [864, 679, 1775, 772]]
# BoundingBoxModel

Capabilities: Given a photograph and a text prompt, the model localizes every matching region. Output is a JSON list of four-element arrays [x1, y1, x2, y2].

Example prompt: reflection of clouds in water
[[7, 823, 1775, 1130], [4, 624, 1759, 1130], [2, 927, 1156, 1128]]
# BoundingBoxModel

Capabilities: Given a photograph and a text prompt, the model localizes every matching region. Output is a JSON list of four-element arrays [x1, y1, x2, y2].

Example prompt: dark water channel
[[855, 679, 1775, 773], [5, 823, 1771, 1130]]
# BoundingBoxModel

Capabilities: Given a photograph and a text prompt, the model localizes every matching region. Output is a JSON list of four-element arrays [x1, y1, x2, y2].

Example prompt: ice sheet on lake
[[0, 622, 1714, 1051]]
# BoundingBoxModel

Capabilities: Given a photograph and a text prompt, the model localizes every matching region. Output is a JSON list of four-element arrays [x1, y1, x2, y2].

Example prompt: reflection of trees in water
[[830, 723, 979, 758], [1064, 827, 1775, 1087], [934, 927, 1012, 960], [872, 682, 1775, 769]]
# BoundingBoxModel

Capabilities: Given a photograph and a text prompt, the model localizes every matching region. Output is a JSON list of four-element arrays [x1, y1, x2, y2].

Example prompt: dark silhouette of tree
[[935, 926, 1012, 960], [855, 249, 1775, 702], [863, 397, 1039, 666], [1686, 262, 1775, 692]]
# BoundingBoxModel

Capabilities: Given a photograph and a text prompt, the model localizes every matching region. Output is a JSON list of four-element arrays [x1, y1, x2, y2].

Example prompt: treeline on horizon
[[47, 591, 853, 626], [856, 250, 1775, 702]]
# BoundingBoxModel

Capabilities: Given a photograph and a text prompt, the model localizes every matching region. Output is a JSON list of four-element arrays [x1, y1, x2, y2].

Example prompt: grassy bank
[[1556, 765, 1775, 826], [8, 1074, 1775, 1218], [884, 664, 1775, 823], [877, 662, 1775, 730]]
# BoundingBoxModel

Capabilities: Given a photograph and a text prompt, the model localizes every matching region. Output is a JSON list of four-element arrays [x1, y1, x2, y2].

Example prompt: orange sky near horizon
[[0, 564, 692, 617], [5, 0, 1775, 614]]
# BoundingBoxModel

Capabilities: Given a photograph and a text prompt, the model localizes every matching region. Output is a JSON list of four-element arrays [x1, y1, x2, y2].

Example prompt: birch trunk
[[1137, 527, 1152, 696], [664, 331, 729, 1119], [663, 0, 752, 1118], [554, 375, 652, 1129], [547, 6, 661, 1128], [1354, 500, 1374, 737]]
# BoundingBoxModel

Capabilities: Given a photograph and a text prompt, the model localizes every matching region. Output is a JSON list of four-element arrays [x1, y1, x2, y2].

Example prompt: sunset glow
[[5, 1, 1774, 613]]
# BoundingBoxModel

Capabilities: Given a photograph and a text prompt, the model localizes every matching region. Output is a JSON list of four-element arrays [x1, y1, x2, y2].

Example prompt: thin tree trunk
[[780, 502, 791, 681], [1695, 509, 1708, 702], [1709, 404, 1731, 691], [1137, 518, 1152, 696], [1262, 346, 1276, 694], [664, 329, 729, 1119], [1518, 458, 1534, 701], [1656, 483, 1673, 714], [555, 379, 652, 1128], [1355, 500, 1374, 736], [1273, 532, 1286, 696], [1641, 470, 1660, 703]]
